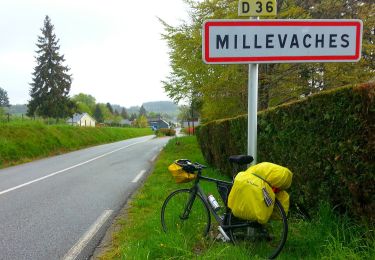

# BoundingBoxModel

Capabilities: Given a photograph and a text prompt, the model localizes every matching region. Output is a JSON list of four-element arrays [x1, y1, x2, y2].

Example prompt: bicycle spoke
[[228, 199, 288, 259], [161, 189, 211, 240]]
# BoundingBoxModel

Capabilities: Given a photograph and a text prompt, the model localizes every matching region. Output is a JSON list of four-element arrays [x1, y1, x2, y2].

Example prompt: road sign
[[202, 19, 363, 64], [238, 0, 277, 17]]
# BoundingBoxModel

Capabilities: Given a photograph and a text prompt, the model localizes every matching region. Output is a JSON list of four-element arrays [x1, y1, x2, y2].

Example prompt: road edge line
[[63, 210, 113, 260], [132, 170, 146, 183]]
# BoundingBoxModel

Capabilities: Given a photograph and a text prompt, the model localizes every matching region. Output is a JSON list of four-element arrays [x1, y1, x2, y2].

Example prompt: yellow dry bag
[[271, 190, 290, 219], [246, 162, 293, 189], [228, 171, 275, 224], [228, 162, 293, 223]]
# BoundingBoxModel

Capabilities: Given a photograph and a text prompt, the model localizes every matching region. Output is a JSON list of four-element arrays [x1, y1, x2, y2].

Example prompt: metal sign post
[[248, 16, 259, 165], [248, 61, 258, 164]]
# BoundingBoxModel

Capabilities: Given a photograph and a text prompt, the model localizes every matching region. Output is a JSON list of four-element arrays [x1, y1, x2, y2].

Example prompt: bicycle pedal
[[217, 226, 230, 242], [215, 233, 225, 242]]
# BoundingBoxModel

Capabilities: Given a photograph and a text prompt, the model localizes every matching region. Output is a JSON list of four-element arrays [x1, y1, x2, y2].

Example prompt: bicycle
[[161, 155, 288, 259]]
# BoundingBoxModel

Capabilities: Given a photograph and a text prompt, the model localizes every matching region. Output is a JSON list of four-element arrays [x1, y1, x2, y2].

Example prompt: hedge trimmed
[[156, 128, 176, 136], [196, 83, 374, 223]]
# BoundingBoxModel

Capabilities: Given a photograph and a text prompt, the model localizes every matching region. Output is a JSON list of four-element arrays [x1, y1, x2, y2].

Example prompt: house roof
[[120, 119, 132, 125], [149, 118, 169, 126], [68, 113, 96, 123]]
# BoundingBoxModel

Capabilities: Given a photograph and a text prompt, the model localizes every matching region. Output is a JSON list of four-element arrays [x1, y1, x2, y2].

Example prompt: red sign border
[[203, 20, 362, 63]]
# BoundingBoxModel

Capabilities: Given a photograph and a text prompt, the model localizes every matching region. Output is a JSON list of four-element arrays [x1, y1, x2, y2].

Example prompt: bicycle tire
[[228, 198, 288, 259], [161, 188, 211, 239]]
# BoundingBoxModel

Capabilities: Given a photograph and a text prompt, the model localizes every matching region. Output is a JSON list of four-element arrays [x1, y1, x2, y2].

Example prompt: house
[[119, 119, 132, 126], [182, 118, 200, 128], [68, 113, 96, 127], [148, 117, 170, 130]]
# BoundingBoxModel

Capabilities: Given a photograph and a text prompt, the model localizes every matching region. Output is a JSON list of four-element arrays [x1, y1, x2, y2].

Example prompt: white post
[[248, 16, 259, 165], [248, 63, 258, 165]]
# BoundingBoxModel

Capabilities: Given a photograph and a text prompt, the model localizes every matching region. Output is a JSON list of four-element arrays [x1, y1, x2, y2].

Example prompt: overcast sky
[[0, 0, 190, 107]]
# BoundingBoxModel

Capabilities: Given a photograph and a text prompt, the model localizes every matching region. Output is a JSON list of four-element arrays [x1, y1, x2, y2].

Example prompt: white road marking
[[132, 170, 146, 183], [0, 140, 148, 196], [151, 154, 158, 162], [63, 210, 113, 260]]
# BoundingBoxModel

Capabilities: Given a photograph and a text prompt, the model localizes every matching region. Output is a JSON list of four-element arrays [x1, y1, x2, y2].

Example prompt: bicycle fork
[[179, 188, 198, 220]]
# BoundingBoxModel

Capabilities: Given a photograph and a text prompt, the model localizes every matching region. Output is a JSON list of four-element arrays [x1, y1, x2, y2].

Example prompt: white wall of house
[[78, 114, 95, 127], [68, 113, 96, 127], [68, 114, 96, 127], [182, 120, 200, 128]]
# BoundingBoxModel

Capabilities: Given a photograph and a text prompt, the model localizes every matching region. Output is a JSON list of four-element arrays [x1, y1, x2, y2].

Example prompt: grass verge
[[0, 121, 152, 168], [98, 136, 374, 259]]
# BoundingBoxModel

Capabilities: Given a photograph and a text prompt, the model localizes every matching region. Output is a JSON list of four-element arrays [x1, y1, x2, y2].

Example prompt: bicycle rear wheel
[[161, 188, 211, 240], [228, 199, 288, 259]]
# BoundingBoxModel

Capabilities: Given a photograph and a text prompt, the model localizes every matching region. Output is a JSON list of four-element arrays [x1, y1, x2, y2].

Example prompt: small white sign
[[238, 0, 277, 17], [202, 19, 363, 64]]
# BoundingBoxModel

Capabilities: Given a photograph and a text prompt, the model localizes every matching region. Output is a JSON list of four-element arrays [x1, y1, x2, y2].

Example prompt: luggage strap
[[251, 173, 281, 193], [252, 173, 275, 207], [251, 173, 272, 188]]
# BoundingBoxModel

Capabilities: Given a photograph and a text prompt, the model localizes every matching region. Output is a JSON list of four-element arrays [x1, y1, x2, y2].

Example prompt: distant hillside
[[143, 101, 178, 115], [7, 104, 28, 115], [113, 101, 179, 119], [126, 106, 140, 115], [7, 101, 179, 119]]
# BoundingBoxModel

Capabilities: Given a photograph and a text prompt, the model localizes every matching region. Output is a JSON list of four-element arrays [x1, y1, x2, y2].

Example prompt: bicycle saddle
[[229, 155, 254, 165]]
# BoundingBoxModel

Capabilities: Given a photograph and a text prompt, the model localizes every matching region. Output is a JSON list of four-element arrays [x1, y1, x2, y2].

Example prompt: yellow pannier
[[271, 190, 290, 219], [246, 162, 293, 189], [228, 162, 293, 223], [228, 171, 275, 224], [168, 162, 197, 184]]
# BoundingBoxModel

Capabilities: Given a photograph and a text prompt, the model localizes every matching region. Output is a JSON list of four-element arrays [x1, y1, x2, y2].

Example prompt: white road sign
[[202, 19, 363, 64], [238, 0, 277, 17]]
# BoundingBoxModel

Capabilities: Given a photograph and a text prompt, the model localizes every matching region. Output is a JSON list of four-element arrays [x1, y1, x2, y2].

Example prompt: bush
[[156, 128, 176, 137], [181, 127, 196, 135], [196, 83, 375, 223]]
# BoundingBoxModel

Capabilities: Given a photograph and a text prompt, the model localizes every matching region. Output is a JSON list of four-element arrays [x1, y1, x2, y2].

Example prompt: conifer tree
[[93, 104, 104, 123], [27, 15, 74, 119], [121, 107, 129, 119], [106, 102, 114, 114], [129, 113, 137, 121], [0, 87, 10, 107], [139, 105, 147, 116]]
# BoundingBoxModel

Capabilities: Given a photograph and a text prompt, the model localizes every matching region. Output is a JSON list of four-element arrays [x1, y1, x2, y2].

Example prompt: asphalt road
[[0, 135, 170, 260]]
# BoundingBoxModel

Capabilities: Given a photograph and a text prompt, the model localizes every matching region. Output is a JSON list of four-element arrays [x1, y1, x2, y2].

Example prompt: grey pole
[[248, 16, 259, 165]]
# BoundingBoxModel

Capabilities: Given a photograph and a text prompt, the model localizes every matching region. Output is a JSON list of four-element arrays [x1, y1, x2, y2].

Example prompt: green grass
[[98, 136, 374, 259], [0, 121, 152, 168]]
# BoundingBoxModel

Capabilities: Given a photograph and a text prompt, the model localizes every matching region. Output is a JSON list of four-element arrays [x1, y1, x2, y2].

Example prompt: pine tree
[[27, 15, 74, 119], [121, 107, 128, 119], [139, 105, 147, 116], [93, 104, 104, 123], [106, 102, 114, 114], [129, 113, 137, 121], [0, 87, 10, 107]]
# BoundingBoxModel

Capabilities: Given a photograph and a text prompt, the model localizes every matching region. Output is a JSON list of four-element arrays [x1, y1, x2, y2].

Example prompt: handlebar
[[193, 162, 207, 170], [175, 159, 206, 173]]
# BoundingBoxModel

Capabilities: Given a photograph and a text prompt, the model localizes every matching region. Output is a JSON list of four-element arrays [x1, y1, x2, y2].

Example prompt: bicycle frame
[[162, 159, 289, 259], [188, 168, 252, 232]]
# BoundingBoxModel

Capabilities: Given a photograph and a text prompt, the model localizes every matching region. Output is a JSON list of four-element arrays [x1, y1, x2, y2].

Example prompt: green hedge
[[197, 83, 374, 223], [156, 128, 176, 137]]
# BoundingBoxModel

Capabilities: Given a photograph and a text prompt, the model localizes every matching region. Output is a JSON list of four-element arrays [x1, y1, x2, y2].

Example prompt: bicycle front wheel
[[228, 199, 288, 259], [161, 188, 211, 240]]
